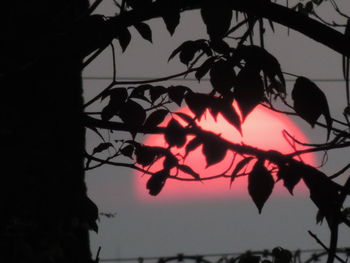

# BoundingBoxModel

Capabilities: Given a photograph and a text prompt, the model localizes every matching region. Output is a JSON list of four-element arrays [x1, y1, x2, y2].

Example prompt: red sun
[[134, 104, 317, 202]]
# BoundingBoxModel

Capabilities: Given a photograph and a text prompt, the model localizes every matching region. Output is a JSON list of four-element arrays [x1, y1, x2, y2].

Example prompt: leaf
[[135, 145, 159, 166], [168, 40, 211, 65], [238, 255, 260, 263], [209, 39, 231, 55], [230, 157, 254, 186], [210, 59, 235, 95], [168, 85, 188, 106], [118, 100, 146, 129], [195, 57, 216, 81], [165, 119, 186, 147], [175, 112, 196, 126], [144, 109, 169, 128], [146, 169, 168, 196], [272, 247, 293, 263], [162, 6, 180, 36], [120, 145, 134, 158], [134, 22, 152, 43], [300, 162, 341, 225], [218, 100, 242, 134], [101, 87, 128, 102], [178, 165, 200, 180], [201, 1, 232, 40], [129, 86, 151, 103], [118, 28, 131, 52], [93, 142, 113, 155], [149, 85, 167, 102], [292, 77, 332, 139], [163, 154, 178, 169], [236, 45, 285, 95], [185, 136, 202, 157], [101, 88, 128, 120], [184, 92, 211, 118], [277, 162, 302, 195], [234, 66, 265, 120], [101, 105, 115, 121], [202, 133, 227, 167], [248, 159, 274, 213]]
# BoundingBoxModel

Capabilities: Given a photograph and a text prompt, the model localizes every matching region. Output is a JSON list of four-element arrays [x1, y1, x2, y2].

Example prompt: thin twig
[[308, 231, 346, 263]]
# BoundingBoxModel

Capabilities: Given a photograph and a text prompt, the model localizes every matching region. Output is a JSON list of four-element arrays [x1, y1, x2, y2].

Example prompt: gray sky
[[84, 0, 350, 260]]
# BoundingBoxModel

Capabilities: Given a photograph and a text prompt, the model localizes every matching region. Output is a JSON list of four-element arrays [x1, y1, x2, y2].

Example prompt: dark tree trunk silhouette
[[0, 1, 94, 262]]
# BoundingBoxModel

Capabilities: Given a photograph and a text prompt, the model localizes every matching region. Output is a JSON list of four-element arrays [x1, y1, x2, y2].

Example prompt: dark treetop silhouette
[[2, 0, 350, 263]]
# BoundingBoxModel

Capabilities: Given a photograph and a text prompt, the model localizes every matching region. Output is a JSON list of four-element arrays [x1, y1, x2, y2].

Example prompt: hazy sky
[[84, 0, 350, 261]]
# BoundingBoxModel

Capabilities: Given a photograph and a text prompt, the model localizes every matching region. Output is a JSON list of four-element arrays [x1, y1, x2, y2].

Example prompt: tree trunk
[[0, 2, 95, 262]]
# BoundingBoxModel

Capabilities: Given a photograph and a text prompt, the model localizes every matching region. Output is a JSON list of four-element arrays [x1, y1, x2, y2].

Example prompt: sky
[[83, 0, 350, 261]]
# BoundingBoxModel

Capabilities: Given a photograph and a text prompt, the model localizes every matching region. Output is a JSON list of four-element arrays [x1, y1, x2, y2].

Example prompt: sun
[[134, 104, 317, 202]]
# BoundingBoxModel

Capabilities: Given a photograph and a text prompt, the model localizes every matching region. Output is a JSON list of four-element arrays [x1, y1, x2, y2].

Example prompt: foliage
[[81, 0, 350, 262]]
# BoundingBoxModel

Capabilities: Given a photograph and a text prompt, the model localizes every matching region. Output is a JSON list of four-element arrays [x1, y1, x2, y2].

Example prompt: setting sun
[[135, 105, 317, 202]]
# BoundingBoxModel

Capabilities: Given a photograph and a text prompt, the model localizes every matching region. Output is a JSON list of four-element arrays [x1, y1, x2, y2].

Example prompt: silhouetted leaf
[[120, 145, 134, 158], [165, 119, 186, 147], [178, 165, 200, 180], [210, 39, 231, 55], [202, 133, 227, 167], [230, 157, 254, 186], [101, 105, 115, 121], [119, 100, 146, 132], [146, 169, 168, 196], [134, 22, 152, 43], [175, 112, 196, 126], [235, 66, 265, 120], [195, 57, 216, 81], [184, 92, 211, 118], [248, 159, 274, 213], [101, 87, 128, 102], [237, 45, 285, 95], [277, 162, 302, 195], [292, 77, 332, 139], [238, 255, 260, 263], [301, 162, 341, 225], [161, 3, 180, 35], [210, 59, 235, 95], [272, 247, 293, 263], [144, 109, 169, 128], [219, 101, 242, 134], [185, 136, 202, 157], [129, 85, 151, 102], [149, 85, 167, 102], [135, 145, 160, 166], [163, 154, 178, 169], [93, 142, 113, 154], [168, 40, 211, 65], [118, 28, 131, 52], [201, 1, 232, 40], [168, 85, 188, 106], [101, 88, 129, 120]]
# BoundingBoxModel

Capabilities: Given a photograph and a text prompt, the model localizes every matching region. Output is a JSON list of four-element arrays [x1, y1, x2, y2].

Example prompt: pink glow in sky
[[135, 105, 317, 202]]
